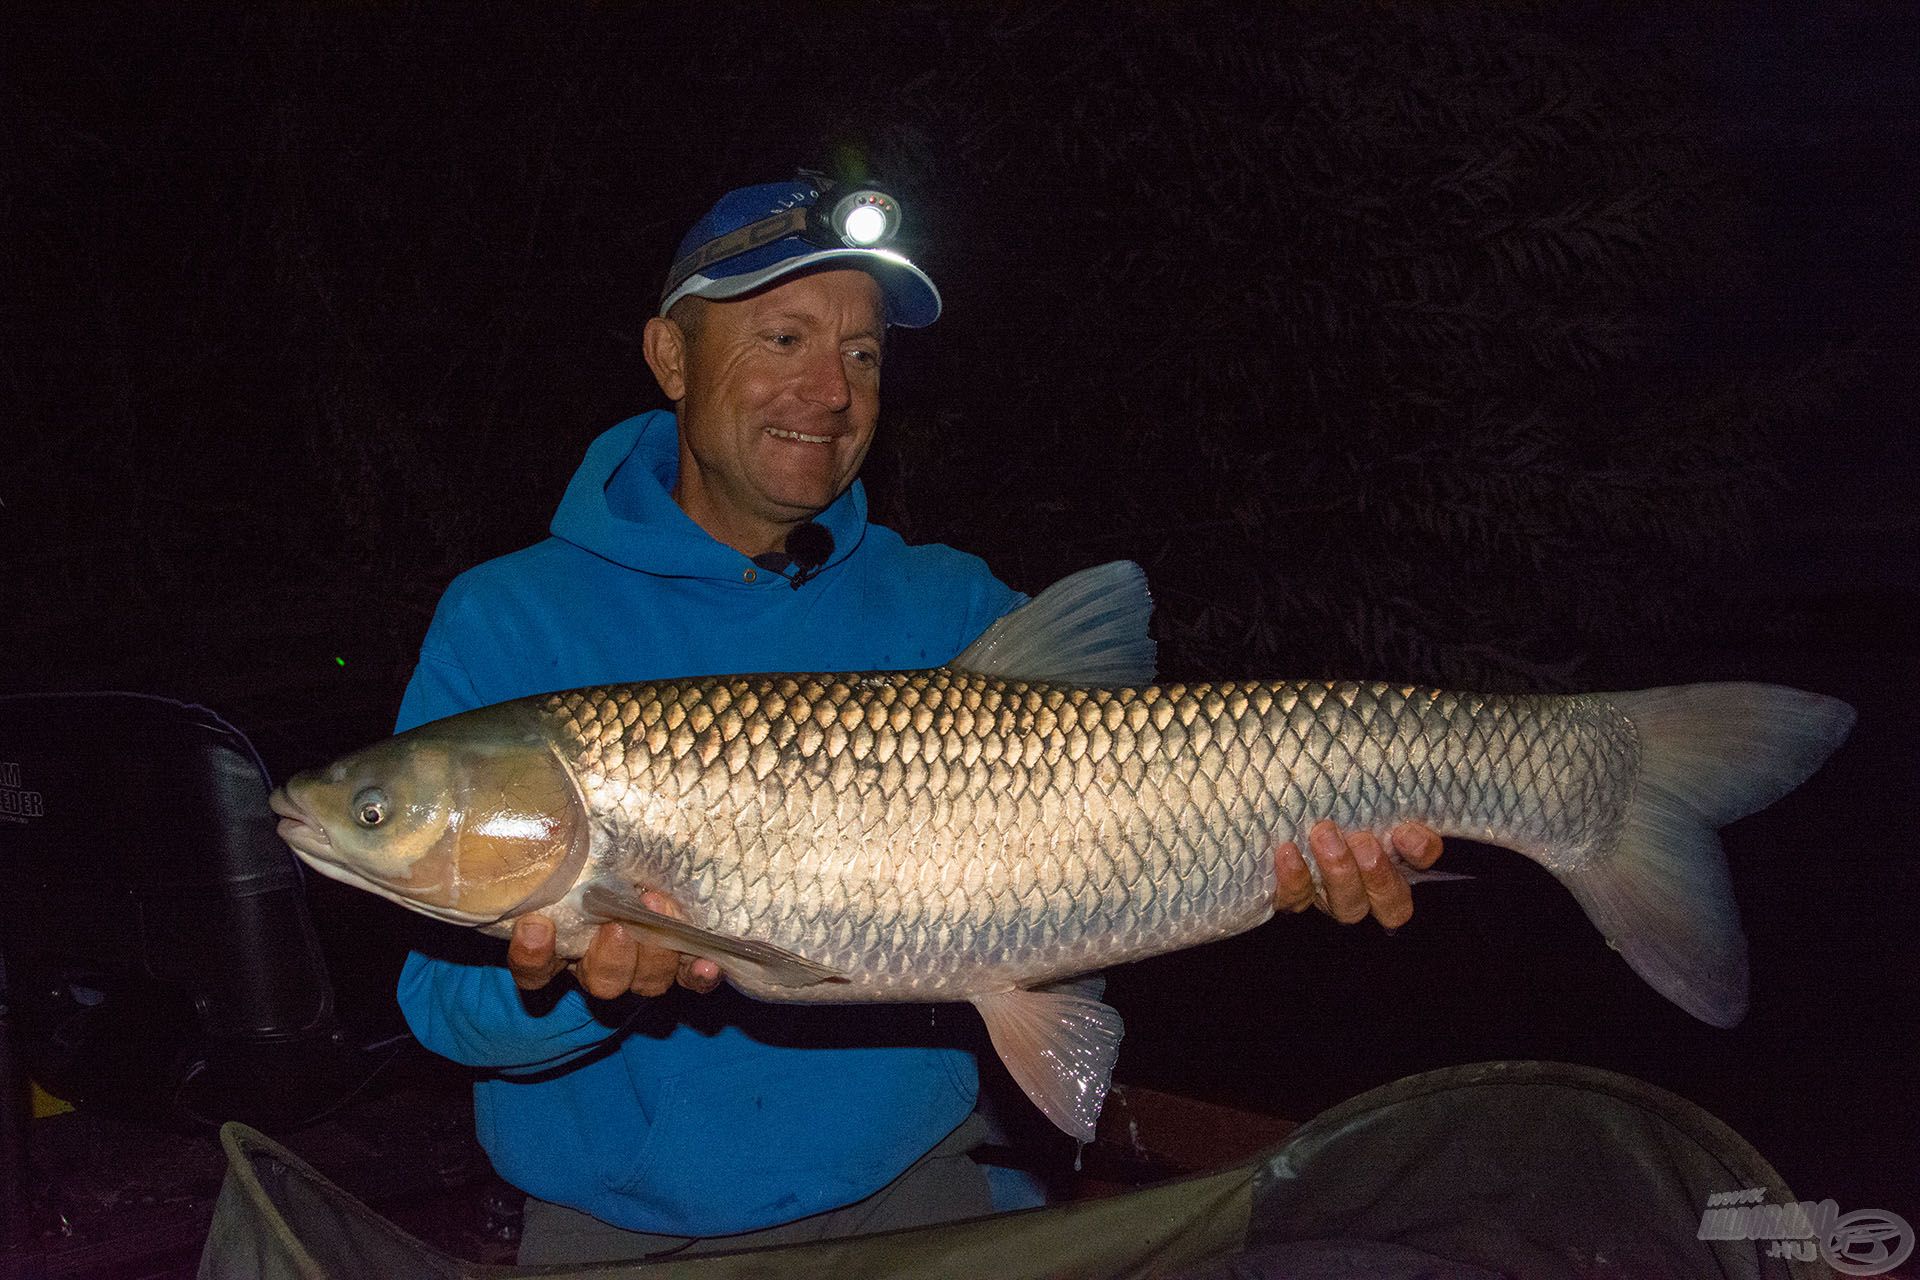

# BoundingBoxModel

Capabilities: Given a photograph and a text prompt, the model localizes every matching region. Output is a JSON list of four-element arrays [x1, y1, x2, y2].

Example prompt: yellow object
[[30, 1080, 73, 1119]]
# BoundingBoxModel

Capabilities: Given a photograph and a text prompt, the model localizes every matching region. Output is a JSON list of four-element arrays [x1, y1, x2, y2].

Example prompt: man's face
[[649, 268, 886, 552]]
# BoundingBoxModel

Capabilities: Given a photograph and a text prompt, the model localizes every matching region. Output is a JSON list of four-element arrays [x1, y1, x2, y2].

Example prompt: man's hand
[[1273, 821, 1443, 929], [507, 892, 724, 999]]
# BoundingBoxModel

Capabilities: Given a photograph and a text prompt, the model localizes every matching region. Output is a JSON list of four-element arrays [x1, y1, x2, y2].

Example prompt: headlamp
[[826, 189, 900, 248], [661, 173, 905, 303]]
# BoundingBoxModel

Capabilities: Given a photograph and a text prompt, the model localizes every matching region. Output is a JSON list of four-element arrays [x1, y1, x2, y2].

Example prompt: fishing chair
[[0, 692, 393, 1265]]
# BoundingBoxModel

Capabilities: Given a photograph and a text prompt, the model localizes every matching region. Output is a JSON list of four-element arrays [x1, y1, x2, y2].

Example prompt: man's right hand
[[507, 893, 724, 998]]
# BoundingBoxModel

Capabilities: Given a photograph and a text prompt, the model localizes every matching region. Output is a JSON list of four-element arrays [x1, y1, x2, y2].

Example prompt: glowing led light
[[843, 204, 888, 246], [334, 656, 346, 667]]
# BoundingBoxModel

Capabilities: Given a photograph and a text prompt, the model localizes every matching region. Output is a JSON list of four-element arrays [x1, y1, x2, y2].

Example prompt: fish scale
[[274, 560, 1853, 1139], [541, 675, 1639, 1002]]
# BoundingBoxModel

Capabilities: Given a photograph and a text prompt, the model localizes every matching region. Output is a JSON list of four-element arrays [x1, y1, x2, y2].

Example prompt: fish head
[[270, 708, 590, 925]]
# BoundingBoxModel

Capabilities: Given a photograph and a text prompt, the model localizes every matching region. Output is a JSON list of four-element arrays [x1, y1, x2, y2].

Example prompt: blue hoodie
[[393, 410, 1023, 1236]]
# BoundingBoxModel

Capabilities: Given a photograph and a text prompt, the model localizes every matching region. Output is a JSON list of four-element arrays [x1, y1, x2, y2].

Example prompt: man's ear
[[643, 315, 688, 402]]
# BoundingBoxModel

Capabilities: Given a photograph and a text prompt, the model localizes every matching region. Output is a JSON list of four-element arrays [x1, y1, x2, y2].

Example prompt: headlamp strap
[[663, 205, 812, 301]]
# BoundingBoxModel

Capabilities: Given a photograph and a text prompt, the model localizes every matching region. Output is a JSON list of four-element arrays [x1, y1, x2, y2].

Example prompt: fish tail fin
[[1557, 683, 1854, 1027]]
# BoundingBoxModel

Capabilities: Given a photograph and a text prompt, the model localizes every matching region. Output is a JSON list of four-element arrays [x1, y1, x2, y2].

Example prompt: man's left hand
[[1273, 821, 1443, 929]]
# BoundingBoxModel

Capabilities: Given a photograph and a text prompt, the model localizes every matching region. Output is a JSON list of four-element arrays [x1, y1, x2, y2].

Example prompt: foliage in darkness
[[4, 2, 1831, 756], [854, 4, 1824, 686]]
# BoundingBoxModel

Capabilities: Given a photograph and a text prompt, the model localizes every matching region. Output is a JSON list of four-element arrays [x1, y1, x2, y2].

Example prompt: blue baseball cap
[[658, 176, 942, 328]]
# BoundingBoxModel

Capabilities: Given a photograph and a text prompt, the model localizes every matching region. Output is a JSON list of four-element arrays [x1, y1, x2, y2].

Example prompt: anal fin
[[971, 979, 1125, 1143], [579, 881, 847, 989]]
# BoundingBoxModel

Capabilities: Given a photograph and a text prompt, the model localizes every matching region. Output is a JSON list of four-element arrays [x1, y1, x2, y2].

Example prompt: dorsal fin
[[950, 561, 1156, 687]]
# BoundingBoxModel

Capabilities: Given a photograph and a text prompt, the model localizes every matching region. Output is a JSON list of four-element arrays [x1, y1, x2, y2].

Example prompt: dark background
[[6, 1, 1915, 1222]]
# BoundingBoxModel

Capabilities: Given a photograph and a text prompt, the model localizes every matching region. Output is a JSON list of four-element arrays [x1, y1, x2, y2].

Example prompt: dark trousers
[[516, 1112, 995, 1265]]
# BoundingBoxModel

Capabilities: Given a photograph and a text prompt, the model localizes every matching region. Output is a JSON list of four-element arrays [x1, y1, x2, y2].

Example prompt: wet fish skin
[[541, 675, 1637, 1004], [273, 561, 1853, 1139]]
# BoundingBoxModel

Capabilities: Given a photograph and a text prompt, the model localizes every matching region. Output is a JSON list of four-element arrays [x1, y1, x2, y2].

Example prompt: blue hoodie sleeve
[[393, 653, 480, 733], [394, 578, 490, 733], [390, 587, 623, 1072], [397, 951, 615, 1073]]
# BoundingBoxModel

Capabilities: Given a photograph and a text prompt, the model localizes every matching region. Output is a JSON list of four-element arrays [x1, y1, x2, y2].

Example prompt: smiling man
[[651, 268, 886, 553], [390, 173, 1443, 1264]]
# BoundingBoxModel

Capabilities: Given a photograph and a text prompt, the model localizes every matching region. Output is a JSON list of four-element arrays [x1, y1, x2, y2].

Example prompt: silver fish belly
[[274, 560, 1852, 1141], [540, 675, 1637, 1002]]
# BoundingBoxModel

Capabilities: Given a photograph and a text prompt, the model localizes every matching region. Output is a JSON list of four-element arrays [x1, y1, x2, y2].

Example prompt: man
[[393, 174, 1444, 1264]]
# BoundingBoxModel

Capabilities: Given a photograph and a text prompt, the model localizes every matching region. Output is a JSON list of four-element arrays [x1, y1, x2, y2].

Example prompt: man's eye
[[765, 332, 798, 347], [847, 348, 880, 367]]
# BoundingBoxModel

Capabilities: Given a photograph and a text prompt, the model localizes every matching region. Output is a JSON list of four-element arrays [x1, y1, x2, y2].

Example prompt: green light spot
[[830, 142, 868, 181], [334, 656, 346, 668]]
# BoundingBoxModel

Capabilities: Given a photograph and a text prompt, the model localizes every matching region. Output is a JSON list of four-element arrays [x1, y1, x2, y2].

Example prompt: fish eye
[[352, 787, 389, 828]]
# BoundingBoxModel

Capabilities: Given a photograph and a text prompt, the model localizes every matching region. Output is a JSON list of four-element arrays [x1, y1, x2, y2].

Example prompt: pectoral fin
[[1399, 864, 1474, 885], [578, 882, 847, 989], [971, 980, 1125, 1143]]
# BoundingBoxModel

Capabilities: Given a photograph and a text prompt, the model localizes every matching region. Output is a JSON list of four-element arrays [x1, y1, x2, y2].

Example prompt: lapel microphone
[[782, 521, 834, 589]]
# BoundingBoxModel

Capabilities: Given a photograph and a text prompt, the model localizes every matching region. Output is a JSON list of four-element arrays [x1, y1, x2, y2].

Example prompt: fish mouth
[[268, 785, 335, 864], [267, 781, 500, 929]]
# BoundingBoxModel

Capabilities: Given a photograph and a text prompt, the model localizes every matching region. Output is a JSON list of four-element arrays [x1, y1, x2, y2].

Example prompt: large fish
[[271, 562, 1854, 1139]]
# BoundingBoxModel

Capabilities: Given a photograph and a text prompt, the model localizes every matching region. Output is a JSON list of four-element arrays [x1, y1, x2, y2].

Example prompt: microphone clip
[[781, 521, 834, 590]]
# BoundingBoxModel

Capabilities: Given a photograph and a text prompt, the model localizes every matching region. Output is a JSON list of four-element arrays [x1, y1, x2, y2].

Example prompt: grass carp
[[271, 562, 1854, 1139]]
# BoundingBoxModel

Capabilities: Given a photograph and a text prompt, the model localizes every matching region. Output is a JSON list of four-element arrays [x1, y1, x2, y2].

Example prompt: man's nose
[[797, 347, 852, 411]]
